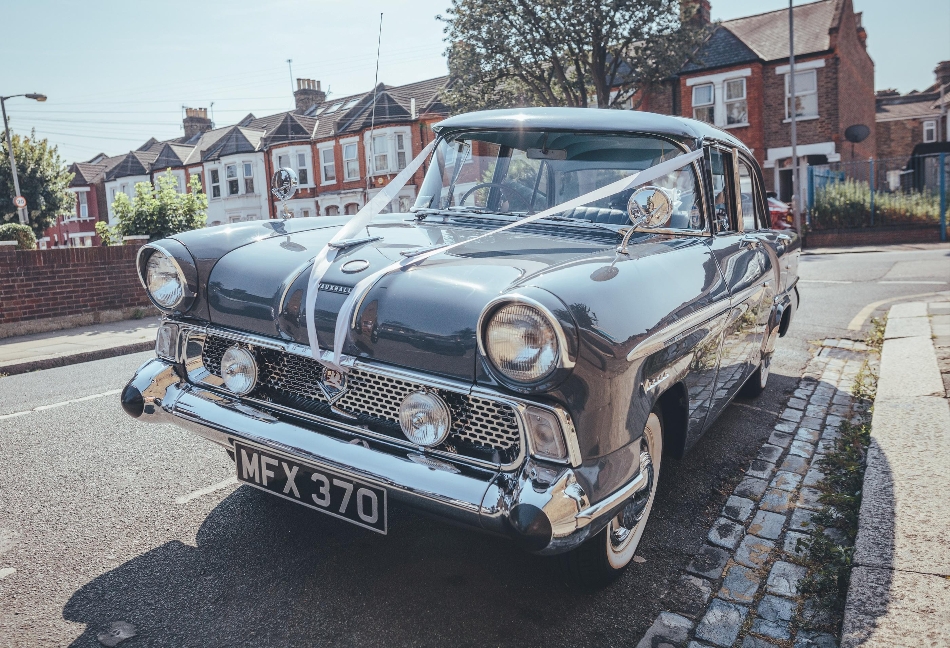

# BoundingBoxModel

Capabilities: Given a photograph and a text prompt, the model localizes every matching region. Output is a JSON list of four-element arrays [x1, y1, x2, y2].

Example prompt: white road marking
[[799, 279, 853, 284], [0, 389, 123, 421], [848, 290, 950, 331], [878, 281, 947, 285], [175, 477, 238, 505], [0, 567, 15, 580]]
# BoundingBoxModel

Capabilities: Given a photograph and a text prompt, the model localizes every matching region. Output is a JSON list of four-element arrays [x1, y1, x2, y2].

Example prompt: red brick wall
[[805, 224, 941, 248], [833, 0, 876, 163], [0, 244, 151, 324], [877, 117, 929, 163], [763, 55, 838, 153]]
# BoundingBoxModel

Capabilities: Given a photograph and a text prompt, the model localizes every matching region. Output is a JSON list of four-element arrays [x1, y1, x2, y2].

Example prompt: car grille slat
[[200, 335, 521, 464]]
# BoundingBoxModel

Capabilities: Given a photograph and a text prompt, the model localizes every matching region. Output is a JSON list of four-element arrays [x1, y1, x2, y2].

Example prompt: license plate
[[234, 442, 387, 534]]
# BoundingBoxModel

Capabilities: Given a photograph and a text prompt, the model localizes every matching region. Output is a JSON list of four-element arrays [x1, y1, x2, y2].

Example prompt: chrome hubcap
[[608, 418, 659, 553]]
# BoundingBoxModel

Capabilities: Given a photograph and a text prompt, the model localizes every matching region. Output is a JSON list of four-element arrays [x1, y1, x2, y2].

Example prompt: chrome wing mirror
[[271, 168, 299, 219], [618, 186, 674, 254]]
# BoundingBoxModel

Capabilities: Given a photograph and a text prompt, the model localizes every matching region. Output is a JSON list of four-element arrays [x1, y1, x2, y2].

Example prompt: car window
[[708, 148, 734, 233], [737, 158, 765, 231], [415, 132, 685, 221]]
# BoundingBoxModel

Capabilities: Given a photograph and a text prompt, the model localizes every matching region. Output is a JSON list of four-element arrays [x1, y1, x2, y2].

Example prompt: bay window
[[395, 133, 407, 170], [210, 169, 221, 198], [343, 143, 359, 180], [78, 192, 88, 218], [243, 162, 254, 194], [297, 153, 309, 185], [372, 134, 389, 173], [226, 164, 239, 195]]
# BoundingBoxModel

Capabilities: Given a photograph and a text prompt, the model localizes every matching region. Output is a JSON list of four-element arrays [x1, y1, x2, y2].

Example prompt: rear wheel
[[560, 410, 663, 588], [741, 352, 771, 398]]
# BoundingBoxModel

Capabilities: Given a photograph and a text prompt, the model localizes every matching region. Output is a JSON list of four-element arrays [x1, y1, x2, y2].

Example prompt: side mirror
[[627, 186, 673, 229]]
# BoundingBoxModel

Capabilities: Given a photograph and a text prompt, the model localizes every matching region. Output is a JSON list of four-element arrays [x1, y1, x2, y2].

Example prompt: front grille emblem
[[319, 368, 349, 405]]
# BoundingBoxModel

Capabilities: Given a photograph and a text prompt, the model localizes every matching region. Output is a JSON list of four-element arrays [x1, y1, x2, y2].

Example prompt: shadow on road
[[62, 370, 804, 648]]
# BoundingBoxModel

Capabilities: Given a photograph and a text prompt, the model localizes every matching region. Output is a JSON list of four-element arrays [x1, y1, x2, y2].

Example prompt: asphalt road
[[0, 245, 946, 647]]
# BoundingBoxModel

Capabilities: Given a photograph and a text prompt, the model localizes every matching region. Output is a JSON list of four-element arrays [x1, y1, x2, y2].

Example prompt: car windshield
[[414, 130, 704, 230]]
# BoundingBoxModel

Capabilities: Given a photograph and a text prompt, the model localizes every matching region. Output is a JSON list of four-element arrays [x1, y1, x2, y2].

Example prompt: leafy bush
[[94, 220, 117, 246], [0, 222, 37, 249], [811, 178, 941, 229], [112, 172, 207, 240]]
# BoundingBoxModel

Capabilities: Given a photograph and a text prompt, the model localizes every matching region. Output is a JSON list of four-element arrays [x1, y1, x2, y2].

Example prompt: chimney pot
[[293, 78, 326, 113], [183, 106, 212, 139], [936, 61, 950, 89]]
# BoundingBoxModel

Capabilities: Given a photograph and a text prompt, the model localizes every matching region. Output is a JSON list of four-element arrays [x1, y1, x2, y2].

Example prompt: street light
[[1, 92, 48, 225]]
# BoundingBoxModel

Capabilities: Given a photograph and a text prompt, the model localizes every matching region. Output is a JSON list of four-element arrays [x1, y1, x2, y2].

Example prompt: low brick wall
[[0, 244, 153, 338], [804, 224, 942, 248]]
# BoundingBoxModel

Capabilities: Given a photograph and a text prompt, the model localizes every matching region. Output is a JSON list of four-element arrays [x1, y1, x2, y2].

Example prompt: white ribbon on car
[[306, 143, 704, 371]]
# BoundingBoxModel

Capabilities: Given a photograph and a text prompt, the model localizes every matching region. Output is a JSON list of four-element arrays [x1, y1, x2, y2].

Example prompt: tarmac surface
[[0, 245, 946, 647]]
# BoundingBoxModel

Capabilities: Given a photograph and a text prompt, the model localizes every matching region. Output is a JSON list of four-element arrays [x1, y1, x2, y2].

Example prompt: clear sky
[[2, 0, 947, 163]]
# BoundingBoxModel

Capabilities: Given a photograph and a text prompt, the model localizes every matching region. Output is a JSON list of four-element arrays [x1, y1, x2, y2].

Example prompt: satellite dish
[[844, 124, 870, 144]]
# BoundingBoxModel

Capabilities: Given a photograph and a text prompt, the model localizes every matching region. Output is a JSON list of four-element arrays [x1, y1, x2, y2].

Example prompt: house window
[[785, 69, 818, 119], [297, 153, 309, 185], [326, 205, 340, 216], [692, 84, 714, 123], [226, 164, 239, 195], [343, 143, 359, 180], [301, 209, 310, 218], [110, 188, 117, 203], [243, 162, 254, 194], [278, 154, 290, 170], [395, 133, 407, 170], [724, 78, 747, 126], [372, 134, 389, 173], [321, 148, 336, 182], [344, 203, 359, 215], [923, 120, 937, 143], [78, 192, 88, 218], [210, 169, 221, 198]]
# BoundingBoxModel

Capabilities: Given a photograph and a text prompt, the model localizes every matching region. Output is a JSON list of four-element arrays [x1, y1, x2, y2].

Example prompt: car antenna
[[365, 12, 384, 199]]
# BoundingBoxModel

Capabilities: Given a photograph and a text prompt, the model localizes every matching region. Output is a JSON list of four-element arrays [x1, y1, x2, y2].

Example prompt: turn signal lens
[[524, 406, 567, 461], [485, 304, 559, 383], [220, 346, 257, 395], [155, 323, 179, 361], [145, 250, 184, 309], [398, 391, 451, 447]]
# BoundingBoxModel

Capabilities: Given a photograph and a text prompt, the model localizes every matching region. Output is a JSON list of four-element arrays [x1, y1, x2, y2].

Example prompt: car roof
[[433, 107, 749, 152]]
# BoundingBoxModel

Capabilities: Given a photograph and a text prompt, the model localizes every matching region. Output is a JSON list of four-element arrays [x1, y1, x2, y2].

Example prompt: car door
[[704, 146, 769, 421]]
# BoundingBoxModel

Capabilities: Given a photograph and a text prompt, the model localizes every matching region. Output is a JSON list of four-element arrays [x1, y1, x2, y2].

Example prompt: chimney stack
[[680, 0, 711, 27], [294, 78, 326, 113], [936, 61, 950, 90], [183, 107, 212, 140]]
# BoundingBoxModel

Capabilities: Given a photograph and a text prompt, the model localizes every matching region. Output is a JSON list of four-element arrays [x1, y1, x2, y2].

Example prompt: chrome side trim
[[277, 259, 313, 319]]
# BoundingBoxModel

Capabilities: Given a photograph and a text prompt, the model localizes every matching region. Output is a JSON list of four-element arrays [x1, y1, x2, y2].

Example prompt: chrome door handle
[[739, 235, 760, 249], [776, 233, 792, 242]]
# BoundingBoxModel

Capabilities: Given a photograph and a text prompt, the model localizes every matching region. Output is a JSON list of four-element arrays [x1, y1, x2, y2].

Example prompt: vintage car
[[121, 108, 799, 587]]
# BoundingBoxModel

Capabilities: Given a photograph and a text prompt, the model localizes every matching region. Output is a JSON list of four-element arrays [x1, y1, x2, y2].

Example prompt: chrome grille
[[200, 335, 521, 462]]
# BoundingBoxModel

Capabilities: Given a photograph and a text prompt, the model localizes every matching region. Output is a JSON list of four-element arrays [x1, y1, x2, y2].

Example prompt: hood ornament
[[271, 167, 299, 220]]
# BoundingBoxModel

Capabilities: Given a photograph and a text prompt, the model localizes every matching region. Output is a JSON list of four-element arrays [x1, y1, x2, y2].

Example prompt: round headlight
[[398, 391, 451, 447], [220, 346, 257, 395], [145, 250, 184, 309], [485, 303, 559, 383]]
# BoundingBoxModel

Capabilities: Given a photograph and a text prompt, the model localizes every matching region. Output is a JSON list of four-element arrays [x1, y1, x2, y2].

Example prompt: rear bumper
[[122, 358, 646, 554]]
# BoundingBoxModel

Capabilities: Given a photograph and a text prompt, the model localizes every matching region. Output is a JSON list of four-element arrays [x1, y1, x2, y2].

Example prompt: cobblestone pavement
[[636, 339, 878, 648]]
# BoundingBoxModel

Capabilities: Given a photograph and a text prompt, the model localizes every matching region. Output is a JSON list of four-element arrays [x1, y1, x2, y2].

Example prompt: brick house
[[644, 0, 875, 204], [45, 76, 449, 245], [876, 61, 950, 167]]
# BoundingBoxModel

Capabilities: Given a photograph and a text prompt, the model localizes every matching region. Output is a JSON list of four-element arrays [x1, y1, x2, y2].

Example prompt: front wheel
[[560, 410, 663, 588]]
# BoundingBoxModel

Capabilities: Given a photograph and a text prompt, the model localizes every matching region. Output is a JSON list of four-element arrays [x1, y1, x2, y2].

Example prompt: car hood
[[197, 215, 676, 382]]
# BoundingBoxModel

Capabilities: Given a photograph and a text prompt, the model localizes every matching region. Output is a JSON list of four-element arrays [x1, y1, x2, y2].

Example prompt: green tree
[[439, 0, 705, 112], [112, 171, 207, 240], [0, 130, 75, 237]]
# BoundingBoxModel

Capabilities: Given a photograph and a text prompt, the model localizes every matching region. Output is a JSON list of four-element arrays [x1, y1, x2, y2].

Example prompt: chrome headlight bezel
[[477, 294, 576, 392], [137, 243, 197, 313]]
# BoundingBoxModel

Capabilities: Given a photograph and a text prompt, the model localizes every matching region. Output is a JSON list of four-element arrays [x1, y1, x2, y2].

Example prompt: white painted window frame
[[923, 119, 937, 143], [318, 143, 337, 185], [783, 68, 819, 121], [341, 137, 360, 181], [686, 68, 752, 129]]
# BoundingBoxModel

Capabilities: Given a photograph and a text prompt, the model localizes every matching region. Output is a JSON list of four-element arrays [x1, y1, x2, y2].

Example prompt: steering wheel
[[458, 182, 531, 211]]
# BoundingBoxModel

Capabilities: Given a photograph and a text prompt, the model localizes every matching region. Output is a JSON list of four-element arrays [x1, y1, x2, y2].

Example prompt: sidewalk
[[841, 300, 950, 647], [0, 317, 160, 376], [802, 241, 950, 256]]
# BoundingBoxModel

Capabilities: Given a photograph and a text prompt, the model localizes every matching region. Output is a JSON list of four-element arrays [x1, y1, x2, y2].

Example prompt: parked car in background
[[767, 196, 793, 229], [121, 108, 800, 587]]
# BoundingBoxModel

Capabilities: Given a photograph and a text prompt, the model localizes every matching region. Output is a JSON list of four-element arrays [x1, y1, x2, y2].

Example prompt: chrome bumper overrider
[[122, 358, 646, 554]]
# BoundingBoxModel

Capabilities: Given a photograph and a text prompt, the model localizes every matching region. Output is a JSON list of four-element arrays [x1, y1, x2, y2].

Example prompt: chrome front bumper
[[122, 358, 646, 554]]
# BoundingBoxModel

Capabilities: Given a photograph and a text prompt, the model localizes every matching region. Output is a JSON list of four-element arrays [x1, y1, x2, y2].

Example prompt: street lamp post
[[1, 93, 47, 226]]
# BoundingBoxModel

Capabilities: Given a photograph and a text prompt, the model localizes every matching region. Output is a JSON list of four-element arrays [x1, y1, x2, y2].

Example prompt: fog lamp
[[398, 391, 451, 447], [220, 346, 257, 395], [155, 323, 179, 361], [524, 406, 567, 461]]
